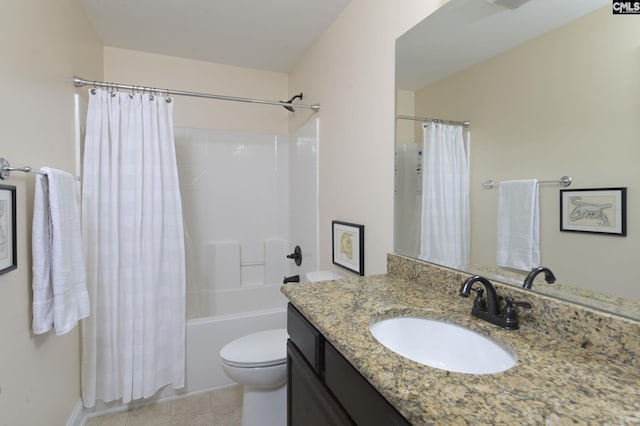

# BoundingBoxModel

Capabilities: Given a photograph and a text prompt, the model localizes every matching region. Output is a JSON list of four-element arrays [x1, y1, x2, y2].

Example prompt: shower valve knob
[[286, 245, 302, 266]]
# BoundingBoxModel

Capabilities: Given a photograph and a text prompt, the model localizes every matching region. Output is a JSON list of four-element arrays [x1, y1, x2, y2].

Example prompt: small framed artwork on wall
[[560, 187, 627, 236], [0, 184, 17, 275], [332, 220, 364, 276]]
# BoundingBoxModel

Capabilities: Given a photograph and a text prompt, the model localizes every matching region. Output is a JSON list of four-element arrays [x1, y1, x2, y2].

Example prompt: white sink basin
[[370, 317, 516, 374]]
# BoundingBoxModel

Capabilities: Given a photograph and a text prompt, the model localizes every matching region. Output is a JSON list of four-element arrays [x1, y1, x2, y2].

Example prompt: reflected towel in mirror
[[496, 179, 540, 271]]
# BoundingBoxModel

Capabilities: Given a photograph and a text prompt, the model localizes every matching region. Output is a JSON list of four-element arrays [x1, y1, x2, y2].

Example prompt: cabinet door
[[288, 341, 354, 426], [288, 304, 324, 374], [325, 342, 410, 426]]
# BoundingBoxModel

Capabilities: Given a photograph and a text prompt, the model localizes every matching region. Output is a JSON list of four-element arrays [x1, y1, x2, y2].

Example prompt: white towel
[[32, 167, 89, 335], [496, 179, 540, 271]]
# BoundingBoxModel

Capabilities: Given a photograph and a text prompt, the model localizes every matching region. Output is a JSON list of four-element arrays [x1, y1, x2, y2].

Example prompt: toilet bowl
[[220, 328, 288, 426]]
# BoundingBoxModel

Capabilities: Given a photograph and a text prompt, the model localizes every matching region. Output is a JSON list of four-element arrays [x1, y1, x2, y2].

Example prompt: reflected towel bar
[[482, 176, 572, 190]]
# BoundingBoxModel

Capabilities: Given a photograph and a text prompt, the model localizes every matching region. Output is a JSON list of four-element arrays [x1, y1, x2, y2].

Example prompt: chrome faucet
[[522, 267, 556, 289], [460, 275, 531, 330]]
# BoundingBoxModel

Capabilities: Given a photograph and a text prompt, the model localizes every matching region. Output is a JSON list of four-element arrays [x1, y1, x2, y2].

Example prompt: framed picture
[[332, 220, 364, 275], [0, 184, 17, 275], [560, 187, 626, 236]]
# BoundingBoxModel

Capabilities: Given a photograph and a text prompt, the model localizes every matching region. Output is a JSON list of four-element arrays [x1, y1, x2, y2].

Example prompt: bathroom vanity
[[282, 255, 640, 424], [287, 303, 409, 425]]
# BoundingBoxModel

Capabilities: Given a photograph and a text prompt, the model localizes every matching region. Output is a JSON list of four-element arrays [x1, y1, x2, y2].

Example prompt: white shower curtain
[[420, 122, 470, 266], [81, 89, 186, 407]]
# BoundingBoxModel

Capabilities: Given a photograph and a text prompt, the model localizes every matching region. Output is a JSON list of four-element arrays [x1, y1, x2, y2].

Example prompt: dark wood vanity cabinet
[[287, 341, 353, 425], [287, 303, 410, 426]]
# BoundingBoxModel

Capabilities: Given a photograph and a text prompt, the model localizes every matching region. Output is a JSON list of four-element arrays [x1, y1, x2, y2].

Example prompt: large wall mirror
[[395, 0, 640, 320]]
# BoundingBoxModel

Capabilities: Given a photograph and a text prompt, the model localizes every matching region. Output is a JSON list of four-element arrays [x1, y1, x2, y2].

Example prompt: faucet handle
[[471, 287, 487, 312], [504, 297, 532, 310], [502, 297, 532, 330]]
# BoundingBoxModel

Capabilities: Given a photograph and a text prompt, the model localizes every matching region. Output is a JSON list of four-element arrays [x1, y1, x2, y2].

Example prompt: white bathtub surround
[[241, 240, 265, 287], [171, 121, 318, 398], [289, 118, 321, 278], [175, 128, 292, 320], [81, 89, 186, 408], [207, 241, 241, 291], [264, 239, 290, 285]]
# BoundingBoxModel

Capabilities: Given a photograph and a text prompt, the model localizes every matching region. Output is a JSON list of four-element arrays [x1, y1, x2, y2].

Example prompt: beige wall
[[104, 47, 290, 134], [289, 0, 446, 275], [0, 1, 103, 424], [415, 7, 640, 299]]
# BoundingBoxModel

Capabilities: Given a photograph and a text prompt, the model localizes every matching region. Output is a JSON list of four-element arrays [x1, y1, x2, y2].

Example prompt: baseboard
[[66, 400, 85, 426]]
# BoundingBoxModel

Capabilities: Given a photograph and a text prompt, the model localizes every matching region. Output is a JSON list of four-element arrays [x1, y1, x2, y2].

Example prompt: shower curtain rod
[[73, 76, 320, 112], [396, 114, 470, 128]]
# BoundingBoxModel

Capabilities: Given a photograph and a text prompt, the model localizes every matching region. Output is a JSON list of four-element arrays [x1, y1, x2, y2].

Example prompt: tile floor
[[84, 386, 243, 426]]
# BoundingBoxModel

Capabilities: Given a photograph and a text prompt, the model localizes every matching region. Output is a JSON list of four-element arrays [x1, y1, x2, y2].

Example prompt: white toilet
[[306, 270, 344, 282], [220, 328, 289, 426]]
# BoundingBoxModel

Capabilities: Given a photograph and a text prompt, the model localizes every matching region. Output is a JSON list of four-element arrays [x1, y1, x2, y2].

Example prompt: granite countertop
[[282, 274, 640, 425]]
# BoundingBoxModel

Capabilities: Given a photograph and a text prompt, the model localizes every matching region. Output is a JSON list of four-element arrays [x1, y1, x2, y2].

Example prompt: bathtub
[[184, 285, 289, 393]]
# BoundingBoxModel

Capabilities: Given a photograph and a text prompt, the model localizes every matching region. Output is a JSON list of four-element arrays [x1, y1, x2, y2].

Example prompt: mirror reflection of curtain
[[420, 123, 469, 266]]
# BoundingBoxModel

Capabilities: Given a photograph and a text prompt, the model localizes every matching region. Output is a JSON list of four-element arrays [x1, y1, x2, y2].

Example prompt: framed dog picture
[[560, 187, 626, 236], [332, 220, 364, 275]]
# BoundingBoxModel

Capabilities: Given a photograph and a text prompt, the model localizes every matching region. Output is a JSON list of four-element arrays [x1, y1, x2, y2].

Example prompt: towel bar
[[482, 176, 572, 190], [0, 157, 46, 180]]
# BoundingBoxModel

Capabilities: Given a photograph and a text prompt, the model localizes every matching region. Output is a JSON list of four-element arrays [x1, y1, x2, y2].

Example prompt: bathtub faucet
[[283, 275, 300, 284]]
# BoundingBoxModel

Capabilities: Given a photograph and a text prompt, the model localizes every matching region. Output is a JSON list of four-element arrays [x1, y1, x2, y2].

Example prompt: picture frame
[[0, 184, 17, 275], [332, 220, 364, 276], [560, 187, 626, 236]]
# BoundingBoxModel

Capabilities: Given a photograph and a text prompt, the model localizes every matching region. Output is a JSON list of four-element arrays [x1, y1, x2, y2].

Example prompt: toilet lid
[[220, 328, 289, 368]]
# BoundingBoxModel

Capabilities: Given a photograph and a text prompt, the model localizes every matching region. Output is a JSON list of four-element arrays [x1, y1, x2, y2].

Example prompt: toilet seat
[[220, 328, 288, 368]]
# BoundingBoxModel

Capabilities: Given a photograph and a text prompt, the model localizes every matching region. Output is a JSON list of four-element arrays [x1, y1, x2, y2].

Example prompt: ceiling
[[396, 0, 609, 91], [81, 0, 351, 73]]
